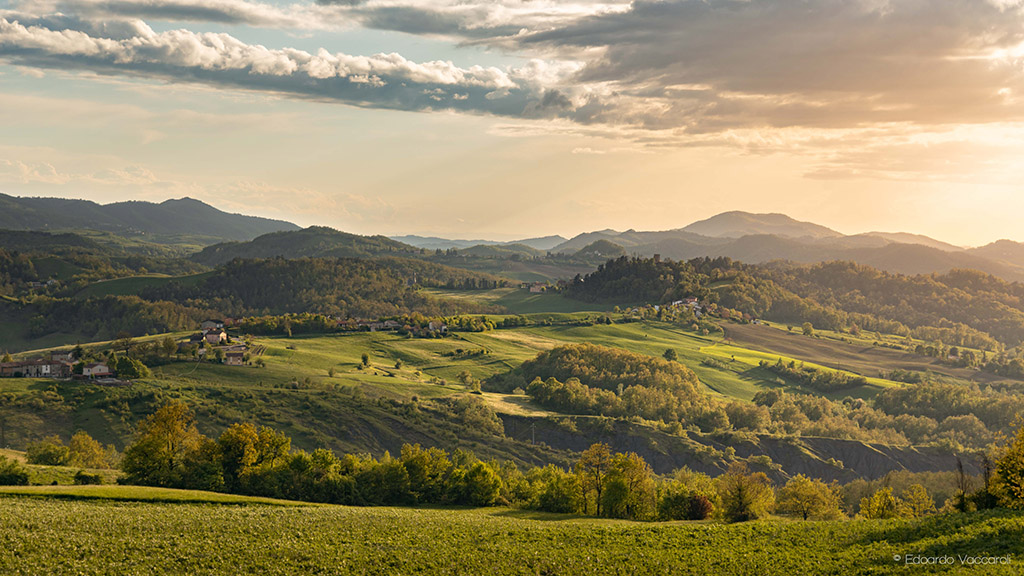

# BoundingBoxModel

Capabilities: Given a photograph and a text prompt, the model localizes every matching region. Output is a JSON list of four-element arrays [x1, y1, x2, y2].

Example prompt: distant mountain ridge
[[681, 211, 843, 239], [0, 194, 298, 243], [392, 234, 567, 251], [191, 226, 422, 266], [547, 212, 1024, 283]]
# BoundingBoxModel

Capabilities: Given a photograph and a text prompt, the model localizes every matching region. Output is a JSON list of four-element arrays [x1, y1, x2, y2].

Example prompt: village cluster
[[0, 319, 256, 382]]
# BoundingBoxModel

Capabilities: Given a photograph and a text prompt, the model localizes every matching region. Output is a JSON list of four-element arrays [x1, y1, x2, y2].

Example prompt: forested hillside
[[0, 195, 297, 242], [568, 256, 1024, 351], [191, 227, 422, 266], [139, 257, 507, 318]]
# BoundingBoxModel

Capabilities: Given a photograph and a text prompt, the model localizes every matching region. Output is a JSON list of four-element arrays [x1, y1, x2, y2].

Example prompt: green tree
[[601, 452, 656, 520], [776, 474, 843, 520], [1, 352, 10, 363], [452, 461, 503, 506], [121, 403, 220, 488], [400, 444, 452, 504], [716, 463, 774, 522], [663, 348, 678, 362], [114, 332, 134, 353], [527, 465, 579, 513], [802, 322, 814, 337], [996, 425, 1024, 508], [899, 484, 936, 517], [69, 431, 118, 469], [361, 353, 370, 367], [860, 487, 900, 519], [26, 435, 71, 466], [115, 356, 151, 379], [576, 443, 612, 516], [0, 456, 28, 486], [161, 336, 177, 358]]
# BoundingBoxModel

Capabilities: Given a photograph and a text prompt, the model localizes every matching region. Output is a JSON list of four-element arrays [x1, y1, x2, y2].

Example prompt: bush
[[26, 436, 71, 466], [73, 470, 104, 485], [0, 456, 29, 486]]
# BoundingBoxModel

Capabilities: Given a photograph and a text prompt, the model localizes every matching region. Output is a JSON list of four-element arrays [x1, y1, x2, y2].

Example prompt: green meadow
[[0, 488, 1020, 575]]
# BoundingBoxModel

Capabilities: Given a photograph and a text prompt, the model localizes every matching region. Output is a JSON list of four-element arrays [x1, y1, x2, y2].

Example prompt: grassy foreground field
[[0, 489, 1020, 575]]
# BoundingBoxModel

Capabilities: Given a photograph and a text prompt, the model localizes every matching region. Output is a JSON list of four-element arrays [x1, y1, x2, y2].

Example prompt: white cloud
[[0, 16, 586, 119]]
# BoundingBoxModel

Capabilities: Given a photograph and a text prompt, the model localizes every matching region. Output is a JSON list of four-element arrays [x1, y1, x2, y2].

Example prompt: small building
[[201, 319, 225, 331], [82, 362, 112, 378], [0, 362, 23, 377], [204, 330, 227, 345], [383, 320, 402, 330], [224, 352, 245, 366], [529, 282, 547, 293], [428, 321, 448, 334], [50, 350, 75, 362]]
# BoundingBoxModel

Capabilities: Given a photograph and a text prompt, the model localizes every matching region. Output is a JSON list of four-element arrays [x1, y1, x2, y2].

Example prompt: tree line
[[28, 402, 1020, 523], [487, 344, 1020, 451], [566, 256, 1024, 351]]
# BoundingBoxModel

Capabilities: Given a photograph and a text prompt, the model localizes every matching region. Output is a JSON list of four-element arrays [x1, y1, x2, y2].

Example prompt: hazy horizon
[[3, 0, 1024, 245]]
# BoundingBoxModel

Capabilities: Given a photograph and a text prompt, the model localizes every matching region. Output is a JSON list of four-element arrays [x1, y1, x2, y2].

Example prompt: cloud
[[518, 0, 1024, 131], [35, 0, 633, 39], [5, 0, 1024, 179], [0, 16, 590, 120]]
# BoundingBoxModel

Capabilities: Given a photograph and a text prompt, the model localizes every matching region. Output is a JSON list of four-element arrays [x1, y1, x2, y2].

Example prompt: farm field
[[425, 286, 617, 314], [0, 490, 1020, 575], [723, 323, 999, 385], [74, 271, 214, 299]]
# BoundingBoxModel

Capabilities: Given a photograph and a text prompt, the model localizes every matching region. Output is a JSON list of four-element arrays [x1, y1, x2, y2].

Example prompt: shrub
[[26, 436, 71, 466], [0, 456, 29, 486], [73, 471, 104, 485]]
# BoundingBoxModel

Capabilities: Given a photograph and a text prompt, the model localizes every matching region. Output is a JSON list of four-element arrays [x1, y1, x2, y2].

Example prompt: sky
[[2, 1, 1024, 246]]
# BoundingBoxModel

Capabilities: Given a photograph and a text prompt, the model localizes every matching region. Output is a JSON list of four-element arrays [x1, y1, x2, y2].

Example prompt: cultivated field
[[0, 489, 1019, 575]]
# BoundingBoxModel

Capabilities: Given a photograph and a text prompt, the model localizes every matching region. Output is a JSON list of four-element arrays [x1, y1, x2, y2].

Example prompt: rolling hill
[[0, 194, 298, 243], [393, 234, 567, 251], [191, 226, 421, 266], [681, 211, 843, 239], [549, 212, 1024, 282]]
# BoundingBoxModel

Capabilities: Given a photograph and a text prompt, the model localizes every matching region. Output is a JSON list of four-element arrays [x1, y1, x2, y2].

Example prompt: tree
[[576, 443, 612, 516], [121, 403, 220, 488], [400, 444, 452, 504], [899, 484, 936, 517], [659, 467, 717, 520], [802, 322, 814, 337], [663, 348, 678, 362], [0, 456, 28, 486], [161, 336, 177, 358], [601, 452, 656, 520], [452, 461, 502, 506], [361, 353, 370, 367], [69, 431, 117, 469], [214, 348, 225, 364], [1, 352, 10, 363], [860, 487, 900, 519], [716, 463, 774, 522], [996, 425, 1024, 508], [528, 465, 579, 513], [114, 332, 134, 353], [26, 435, 71, 466], [116, 357, 151, 379], [776, 474, 843, 520]]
